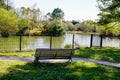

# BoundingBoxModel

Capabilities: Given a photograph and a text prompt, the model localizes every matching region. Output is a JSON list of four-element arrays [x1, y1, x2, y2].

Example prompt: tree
[[97, 0, 120, 24], [97, 0, 120, 36], [16, 19, 31, 36], [75, 20, 94, 32], [51, 8, 64, 21], [50, 22, 65, 36], [0, 8, 19, 37], [65, 21, 76, 31], [46, 8, 64, 21], [0, 0, 12, 10], [0, 0, 7, 9], [18, 7, 42, 29], [42, 8, 65, 36], [0, 0, 5, 7], [42, 21, 66, 36], [71, 20, 79, 25]]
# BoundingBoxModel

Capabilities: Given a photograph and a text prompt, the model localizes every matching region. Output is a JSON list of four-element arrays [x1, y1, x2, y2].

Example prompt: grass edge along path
[[74, 47, 120, 63], [0, 56, 120, 68], [0, 47, 120, 63], [0, 60, 120, 80]]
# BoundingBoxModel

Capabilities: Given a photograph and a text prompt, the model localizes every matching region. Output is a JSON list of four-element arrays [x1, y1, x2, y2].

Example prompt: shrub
[[64, 44, 72, 48]]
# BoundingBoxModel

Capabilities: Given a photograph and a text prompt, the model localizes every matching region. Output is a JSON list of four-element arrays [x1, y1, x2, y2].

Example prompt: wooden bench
[[34, 48, 76, 62]]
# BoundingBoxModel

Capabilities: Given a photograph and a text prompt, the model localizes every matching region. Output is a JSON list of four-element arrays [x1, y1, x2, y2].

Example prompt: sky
[[11, 0, 100, 21]]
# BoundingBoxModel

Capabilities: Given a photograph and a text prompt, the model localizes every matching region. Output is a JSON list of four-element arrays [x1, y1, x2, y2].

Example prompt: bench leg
[[70, 58, 72, 62], [68, 58, 72, 62], [34, 57, 39, 63]]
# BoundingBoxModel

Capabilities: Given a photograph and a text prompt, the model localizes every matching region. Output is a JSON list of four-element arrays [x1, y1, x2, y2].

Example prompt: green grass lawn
[[0, 51, 34, 58], [0, 60, 120, 80], [0, 47, 120, 63], [74, 47, 120, 63]]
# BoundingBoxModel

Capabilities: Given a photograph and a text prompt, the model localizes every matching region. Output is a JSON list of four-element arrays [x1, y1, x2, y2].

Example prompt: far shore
[[67, 31, 100, 35]]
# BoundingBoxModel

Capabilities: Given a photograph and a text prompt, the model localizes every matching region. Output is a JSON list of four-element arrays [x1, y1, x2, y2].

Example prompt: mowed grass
[[74, 47, 120, 63], [0, 47, 120, 63], [0, 60, 120, 80], [0, 51, 34, 58]]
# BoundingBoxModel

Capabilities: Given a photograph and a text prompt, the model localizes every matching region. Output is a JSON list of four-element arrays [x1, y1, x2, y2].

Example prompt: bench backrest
[[35, 48, 76, 59]]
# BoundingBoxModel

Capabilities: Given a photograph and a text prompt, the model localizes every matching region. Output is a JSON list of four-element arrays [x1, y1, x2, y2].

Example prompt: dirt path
[[0, 56, 120, 68]]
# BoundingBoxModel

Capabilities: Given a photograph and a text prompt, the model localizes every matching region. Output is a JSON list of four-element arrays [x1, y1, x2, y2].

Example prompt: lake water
[[0, 33, 120, 51]]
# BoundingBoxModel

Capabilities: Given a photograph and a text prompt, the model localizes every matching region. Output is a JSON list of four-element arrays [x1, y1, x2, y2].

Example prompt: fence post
[[72, 34, 75, 48], [90, 34, 93, 48], [50, 36, 52, 49], [100, 35, 103, 48], [20, 35, 22, 51]]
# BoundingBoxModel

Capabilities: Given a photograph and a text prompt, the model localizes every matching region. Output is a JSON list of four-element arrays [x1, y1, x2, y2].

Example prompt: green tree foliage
[[65, 20, 95, 32], [42, 8, 65, 36], [0, 8, 19, 37], [71, 20, 79, 25], [97, 0, 120, 24], [76, 21, 94, 32], [0, 0, 12, 10], [46, 8, 64, 21], [65, 21, 77, 31], [99, 23, 120, 36], [16, 19, 31, 35], [42, 21, 66, 36], [97, 0, 120, 36], [0, 0, 5, 7], [0, 0, 8, 9], [18, 7, 42, 29], [16, 7, 43, 36], [51, 8, 64, 20]]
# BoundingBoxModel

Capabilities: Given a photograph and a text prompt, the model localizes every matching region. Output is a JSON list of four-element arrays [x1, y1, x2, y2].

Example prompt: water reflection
[[0, 36, 19, 51], [0, 33, 120, 51], [23, 36, 50, 50], [74, 34, 91, 47], [103, 37, 120, 47]]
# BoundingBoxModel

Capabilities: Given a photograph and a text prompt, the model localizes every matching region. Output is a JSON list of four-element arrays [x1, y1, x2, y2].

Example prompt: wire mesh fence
[[0, 36, 19, 52], [0, 34, 120, 52]]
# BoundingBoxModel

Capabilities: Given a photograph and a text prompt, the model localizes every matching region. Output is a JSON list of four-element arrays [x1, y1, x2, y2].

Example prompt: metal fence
[[0, 36, 19, 52], [74, 34, 120, 48], [90, 34, 120, 48], [0, 34, 120, 52], [0, 35, 74, 52]]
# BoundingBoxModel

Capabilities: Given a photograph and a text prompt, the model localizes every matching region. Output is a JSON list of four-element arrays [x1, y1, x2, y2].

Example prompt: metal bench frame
[[34, 48, 76, 62]]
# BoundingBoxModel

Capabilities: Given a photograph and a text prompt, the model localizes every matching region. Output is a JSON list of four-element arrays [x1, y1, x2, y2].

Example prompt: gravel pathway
[[0, 56, 120, 68]]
